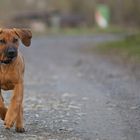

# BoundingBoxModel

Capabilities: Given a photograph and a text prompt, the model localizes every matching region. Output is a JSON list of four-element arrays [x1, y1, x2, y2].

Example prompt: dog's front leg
[[4, 83, 23, 130], [0, 92, 7, 120], [15, 105, 25, 132]]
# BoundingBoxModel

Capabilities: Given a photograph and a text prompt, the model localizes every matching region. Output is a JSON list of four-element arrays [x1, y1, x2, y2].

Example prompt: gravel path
[[0, 34, 140, 140]]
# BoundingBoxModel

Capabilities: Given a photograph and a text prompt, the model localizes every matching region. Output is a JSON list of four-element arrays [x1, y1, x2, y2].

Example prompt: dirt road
[[0, 34, 140, 140]]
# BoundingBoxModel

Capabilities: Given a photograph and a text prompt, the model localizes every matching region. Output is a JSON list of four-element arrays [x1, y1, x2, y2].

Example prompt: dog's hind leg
[[0, 89, 7, 120]]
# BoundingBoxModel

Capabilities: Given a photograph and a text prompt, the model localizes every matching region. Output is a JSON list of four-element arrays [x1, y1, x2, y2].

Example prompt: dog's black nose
[[6, 47, 17, 58]]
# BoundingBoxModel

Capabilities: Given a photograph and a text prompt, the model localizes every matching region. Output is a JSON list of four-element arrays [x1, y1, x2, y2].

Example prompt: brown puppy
[[0, 28, 32, 132]]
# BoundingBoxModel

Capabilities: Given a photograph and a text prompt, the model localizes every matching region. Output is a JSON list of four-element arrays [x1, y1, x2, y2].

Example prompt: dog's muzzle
[[5, 47, 17, 59], [0, 47, 18, 64]]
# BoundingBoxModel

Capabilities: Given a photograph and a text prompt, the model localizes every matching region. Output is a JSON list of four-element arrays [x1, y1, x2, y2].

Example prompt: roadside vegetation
[[97, 33, 140, 63], [94, 33, 140, 77], [33, 25, 135, 36], [79, 30, 140, 78], [56, 26, 130, 35]]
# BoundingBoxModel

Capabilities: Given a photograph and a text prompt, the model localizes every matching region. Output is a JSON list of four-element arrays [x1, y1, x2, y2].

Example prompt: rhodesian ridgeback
[[0, 28, 32, 132]]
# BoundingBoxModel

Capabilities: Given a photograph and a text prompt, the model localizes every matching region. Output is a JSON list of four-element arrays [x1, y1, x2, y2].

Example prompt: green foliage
[[97, 34, 140, 64]]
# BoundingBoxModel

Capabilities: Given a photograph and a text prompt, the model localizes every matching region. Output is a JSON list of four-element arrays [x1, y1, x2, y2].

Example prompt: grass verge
[[78, 33, 140, 78], [33, 25, 134, 36], [97, 34, 140, 63], [94, 33, 140, 77]]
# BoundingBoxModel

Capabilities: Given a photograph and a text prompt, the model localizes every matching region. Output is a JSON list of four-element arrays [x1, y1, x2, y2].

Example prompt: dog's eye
[[13, 38, 18, 43], [0, 39, 6, 44]]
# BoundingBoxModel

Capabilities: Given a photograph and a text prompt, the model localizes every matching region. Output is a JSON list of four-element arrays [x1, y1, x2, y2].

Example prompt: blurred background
[[0, 0, 140, 33]]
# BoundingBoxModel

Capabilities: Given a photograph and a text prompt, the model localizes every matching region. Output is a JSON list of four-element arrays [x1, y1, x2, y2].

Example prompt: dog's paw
[[15, 127, 25, 133]]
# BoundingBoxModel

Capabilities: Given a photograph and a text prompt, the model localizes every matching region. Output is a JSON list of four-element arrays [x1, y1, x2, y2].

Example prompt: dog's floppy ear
[[13, 28, 32, 47]]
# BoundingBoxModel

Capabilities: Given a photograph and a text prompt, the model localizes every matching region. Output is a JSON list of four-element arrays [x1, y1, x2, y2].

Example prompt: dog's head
[[0, 28, 32, 64]]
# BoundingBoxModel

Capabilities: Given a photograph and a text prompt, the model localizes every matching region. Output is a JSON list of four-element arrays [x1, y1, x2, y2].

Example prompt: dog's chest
[[0, 66, 17, 90]]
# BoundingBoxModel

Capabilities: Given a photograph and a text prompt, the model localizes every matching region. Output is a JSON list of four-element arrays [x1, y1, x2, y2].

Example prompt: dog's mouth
[[0, 57, 17, 64], [0, 48, 18, 64]]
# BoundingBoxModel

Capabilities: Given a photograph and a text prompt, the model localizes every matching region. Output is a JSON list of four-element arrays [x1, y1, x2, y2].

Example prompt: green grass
[[33, 25, 133, 36], [95, 33, 140, 66], [52, 25, 131, 35]]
